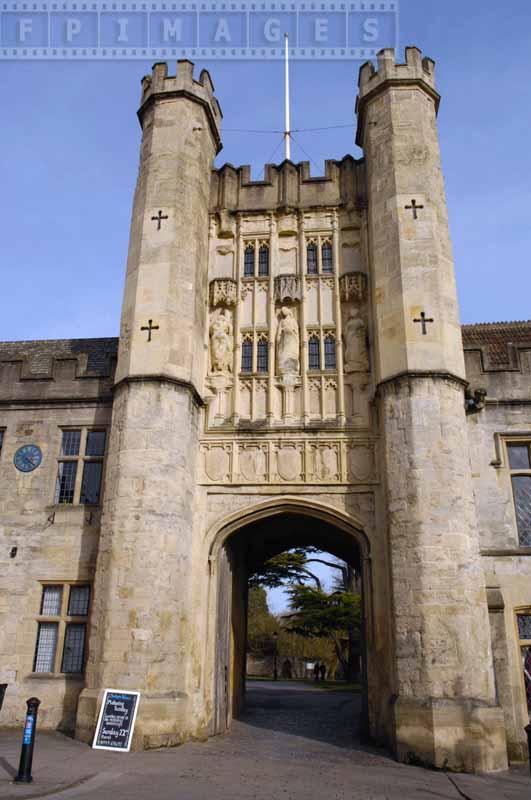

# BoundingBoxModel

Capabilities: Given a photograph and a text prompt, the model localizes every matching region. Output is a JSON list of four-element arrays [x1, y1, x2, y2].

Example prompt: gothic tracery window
[[324, 334, 336, 369], [258, 244, 269, 277], [257, 338, 269, 373], [241, 338, 253, 373], [244, 244, 255, 277], [321, 240, 333, 273], [308, 335, 321, 370], [307, 242, 318, 275]]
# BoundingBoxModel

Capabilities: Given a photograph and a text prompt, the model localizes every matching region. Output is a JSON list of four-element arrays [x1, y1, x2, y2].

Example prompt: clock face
[[14, 444, 43, 473]]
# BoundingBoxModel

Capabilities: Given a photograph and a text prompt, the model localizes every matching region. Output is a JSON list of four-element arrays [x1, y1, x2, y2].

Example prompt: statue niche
[[343, 308, 369, 373], [209, 308, 234, 374], [276, 306, 300, 375]]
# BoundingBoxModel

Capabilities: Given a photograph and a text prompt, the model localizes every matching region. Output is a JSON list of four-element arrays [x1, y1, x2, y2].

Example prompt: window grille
[[321, 241, 333, 272], [308, 336, 321, 370], [241, 340, 253, 373], [244, 245, 255, 277], [324, 337, 336, 369], [307, 243, 318, 275], [34, 623, 58, 672], [257, 340, 268, 373], [258, 245, 269, 276]]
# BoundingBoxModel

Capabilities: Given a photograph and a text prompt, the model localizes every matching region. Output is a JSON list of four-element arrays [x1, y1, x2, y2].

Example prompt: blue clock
[[14, 445, 43, 473]]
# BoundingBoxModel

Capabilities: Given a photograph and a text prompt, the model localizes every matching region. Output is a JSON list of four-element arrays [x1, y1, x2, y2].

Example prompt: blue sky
[[1, 0, 531, 342]]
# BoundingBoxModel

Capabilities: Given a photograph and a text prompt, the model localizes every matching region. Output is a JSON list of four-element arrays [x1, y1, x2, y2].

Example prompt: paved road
[[0, 681, 528, 799]]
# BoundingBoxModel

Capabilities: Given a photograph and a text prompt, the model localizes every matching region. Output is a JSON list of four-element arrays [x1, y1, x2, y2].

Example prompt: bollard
[[526, 724, 531, 777], [15, 697, 41, 784]]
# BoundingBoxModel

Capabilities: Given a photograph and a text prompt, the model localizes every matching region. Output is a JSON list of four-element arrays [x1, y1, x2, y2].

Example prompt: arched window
[[308, 335, 320, 370], [257, 339, 268, 372], [244, 244, 255, 277], [321, 241, 333, 273], [307, 242, 318, 275], [241, 339, 253, 372], [258, 244, 269, 277], [324, 335, 336, 369]]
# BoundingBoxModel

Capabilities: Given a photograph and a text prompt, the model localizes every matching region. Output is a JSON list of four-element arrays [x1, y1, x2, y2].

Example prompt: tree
[[249, 547, 363, 681], [247, 586, 278, 653], [285, 585, 361, 680]]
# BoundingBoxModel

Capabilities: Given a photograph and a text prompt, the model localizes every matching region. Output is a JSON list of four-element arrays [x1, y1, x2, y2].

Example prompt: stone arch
[[205, 496, 377, 739]]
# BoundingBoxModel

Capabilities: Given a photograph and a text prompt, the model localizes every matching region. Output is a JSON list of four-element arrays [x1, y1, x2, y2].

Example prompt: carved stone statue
[[344, 309, 369, 372], [209, 309, 233, 373], [276, 306, 300, 375]]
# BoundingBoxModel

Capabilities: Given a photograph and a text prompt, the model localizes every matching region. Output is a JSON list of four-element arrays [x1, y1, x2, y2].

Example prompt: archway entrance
[[210, 502, 378, 744]]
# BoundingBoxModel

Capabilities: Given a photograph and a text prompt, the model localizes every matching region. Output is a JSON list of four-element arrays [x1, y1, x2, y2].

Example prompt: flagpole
[[284, 32, 291, 161]]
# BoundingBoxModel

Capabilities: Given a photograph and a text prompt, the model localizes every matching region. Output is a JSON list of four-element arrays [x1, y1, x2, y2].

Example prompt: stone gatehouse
[[1, 48, 530, 773]]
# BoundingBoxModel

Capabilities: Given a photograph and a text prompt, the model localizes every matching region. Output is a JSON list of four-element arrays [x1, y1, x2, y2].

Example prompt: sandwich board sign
[[92, 689, 140, 752]]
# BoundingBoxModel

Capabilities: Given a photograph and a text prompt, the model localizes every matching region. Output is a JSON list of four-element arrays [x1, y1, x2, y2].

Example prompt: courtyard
[[0, 681, 528, 800]]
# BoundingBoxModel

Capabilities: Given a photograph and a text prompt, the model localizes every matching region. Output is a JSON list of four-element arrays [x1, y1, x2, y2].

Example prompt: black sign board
[[92, 689, 140, 752]]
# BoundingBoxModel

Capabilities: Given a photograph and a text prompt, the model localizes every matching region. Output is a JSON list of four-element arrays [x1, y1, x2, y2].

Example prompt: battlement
[[355, 47, 440, 147], [210, 155, 367, 213], [357, 46, 436, 96], [138, 60, 223, 150]]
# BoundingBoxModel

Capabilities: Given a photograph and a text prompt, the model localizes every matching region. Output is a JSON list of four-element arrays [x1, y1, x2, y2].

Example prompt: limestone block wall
[[0, 340, 114, 729]]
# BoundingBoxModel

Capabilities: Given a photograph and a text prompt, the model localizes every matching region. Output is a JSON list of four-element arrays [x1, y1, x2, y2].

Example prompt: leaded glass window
[[61, 624, 86, 674], [55, 428, 106, 506], [321, 241, 333, 273], [257, 340, 268, 373], [68, 585, 90, 616], [244, 245, 255, 277], [258, 245, 269, 276], [34, 584, 90, 675], [41, 585, 63, 615], [324, 336, 336, 369], [511, 476, 531, 547], [309, 336, 320, 370], [0, 430, 4, 456], [61, 429, 81, 456], [518, 614, 531, 640], [241, 340, 253, 373], [55, 461, 77, 504], [34, 623, 58, 672], [307, 243, 318, 275]]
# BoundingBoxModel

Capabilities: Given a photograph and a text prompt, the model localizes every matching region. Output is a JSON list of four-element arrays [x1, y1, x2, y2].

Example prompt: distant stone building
[[0, 48, 530, 773]]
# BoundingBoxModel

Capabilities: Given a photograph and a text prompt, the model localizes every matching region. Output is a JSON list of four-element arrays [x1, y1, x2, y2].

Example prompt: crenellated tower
[[357, 47, 508, 770], [76, 61, 222, 747]]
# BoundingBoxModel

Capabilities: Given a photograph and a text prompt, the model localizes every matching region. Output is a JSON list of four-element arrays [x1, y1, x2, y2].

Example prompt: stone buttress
[[76, 61, 222, 747], [357, 47, 508, 771]]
